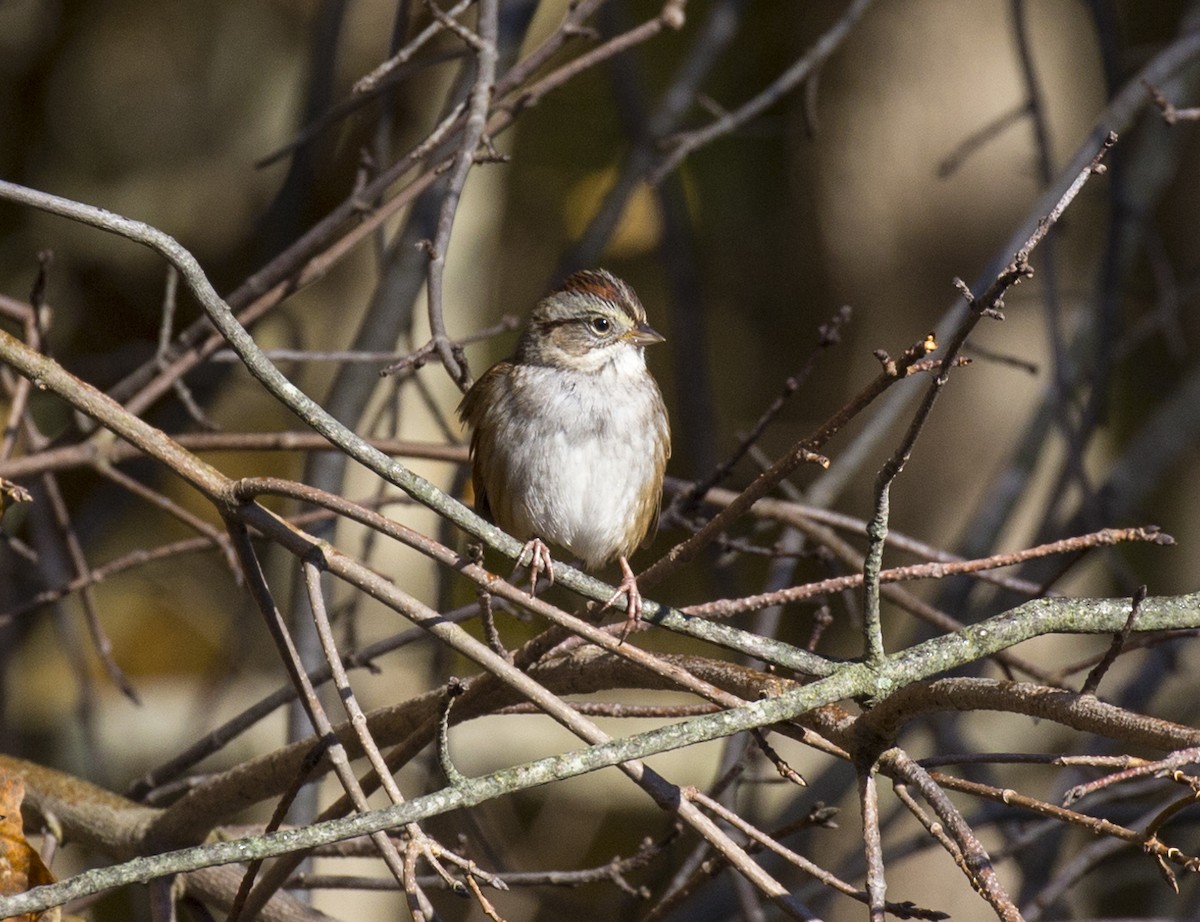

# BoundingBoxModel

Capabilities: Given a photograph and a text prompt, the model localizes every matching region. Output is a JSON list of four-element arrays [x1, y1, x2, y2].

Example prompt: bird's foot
[[603, 556, 643, 643], [514, 537, 554, 595]]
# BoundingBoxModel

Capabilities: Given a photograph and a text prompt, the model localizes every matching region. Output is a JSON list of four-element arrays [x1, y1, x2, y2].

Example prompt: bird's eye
[[589, 316, 612, 335]]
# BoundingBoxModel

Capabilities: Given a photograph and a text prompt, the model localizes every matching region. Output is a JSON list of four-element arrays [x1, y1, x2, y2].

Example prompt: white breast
[[487, 349, 666, 568]]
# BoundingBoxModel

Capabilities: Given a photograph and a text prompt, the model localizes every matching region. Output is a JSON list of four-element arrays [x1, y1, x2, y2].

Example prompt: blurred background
[[3, 0, 1200, 918]]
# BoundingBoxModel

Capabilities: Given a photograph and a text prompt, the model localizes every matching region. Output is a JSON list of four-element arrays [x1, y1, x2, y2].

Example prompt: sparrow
[[458, 269, 670, 629]]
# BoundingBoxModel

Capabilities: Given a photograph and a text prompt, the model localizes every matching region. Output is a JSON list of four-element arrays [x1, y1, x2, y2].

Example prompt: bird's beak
[[624, 322, 666, 347]]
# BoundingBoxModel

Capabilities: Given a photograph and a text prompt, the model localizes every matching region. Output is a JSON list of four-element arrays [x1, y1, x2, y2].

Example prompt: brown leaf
[[0, 772, 57, 922]]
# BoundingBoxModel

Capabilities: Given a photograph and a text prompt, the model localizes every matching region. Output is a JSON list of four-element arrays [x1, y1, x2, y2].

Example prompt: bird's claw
[[515, 537, 554, 595], [605, 556, 643, 643]]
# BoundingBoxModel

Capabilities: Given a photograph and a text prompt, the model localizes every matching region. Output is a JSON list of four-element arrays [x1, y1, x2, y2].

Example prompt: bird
[[458, 268, 671, 630]]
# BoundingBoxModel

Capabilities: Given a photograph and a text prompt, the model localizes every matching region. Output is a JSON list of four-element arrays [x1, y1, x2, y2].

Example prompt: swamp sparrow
[[458, 269, 671, 627]]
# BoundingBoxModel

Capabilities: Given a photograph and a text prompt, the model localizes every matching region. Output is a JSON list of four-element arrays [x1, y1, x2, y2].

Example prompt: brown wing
[[457, 360, 515, 523], [636, 380, 672, 552]]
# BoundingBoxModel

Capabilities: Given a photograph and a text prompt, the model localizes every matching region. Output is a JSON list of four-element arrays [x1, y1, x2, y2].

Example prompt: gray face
[[516, 269, 661, 368]]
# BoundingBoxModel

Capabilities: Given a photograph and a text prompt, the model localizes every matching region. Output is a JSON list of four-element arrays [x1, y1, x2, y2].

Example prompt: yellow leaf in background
[[0, 772, 57, 922], [564, 168, 662, 257]]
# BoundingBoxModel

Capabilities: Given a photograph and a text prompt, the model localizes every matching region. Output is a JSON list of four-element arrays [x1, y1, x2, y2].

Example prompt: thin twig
[[156, 264, 216, 430], [1080, 585, 1147, 696], [685, 526, 1169, 619], [1143, 78, 1200, 124], [672, 305, 851, 515], [41, 471, 141, 704], [636, 326, 937, 596], [299, 558, 463, 908], [932, 770, 1200, 874], [936, 101, 1030, 178], [650, 0, 874, 183], [859, 768, 887, 920], [378, 314, 519, 378], [353, 0, 476, 94], [223, 526, 413, 917], [423, 0, 499, 387], [887, 750, 1022, 920], [860, 131, 1117, 664], [686, 787, 945, 920]]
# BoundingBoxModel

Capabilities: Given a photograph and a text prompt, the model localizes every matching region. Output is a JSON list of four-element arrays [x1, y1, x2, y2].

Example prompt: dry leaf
[[0, 772, 57, 922]]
